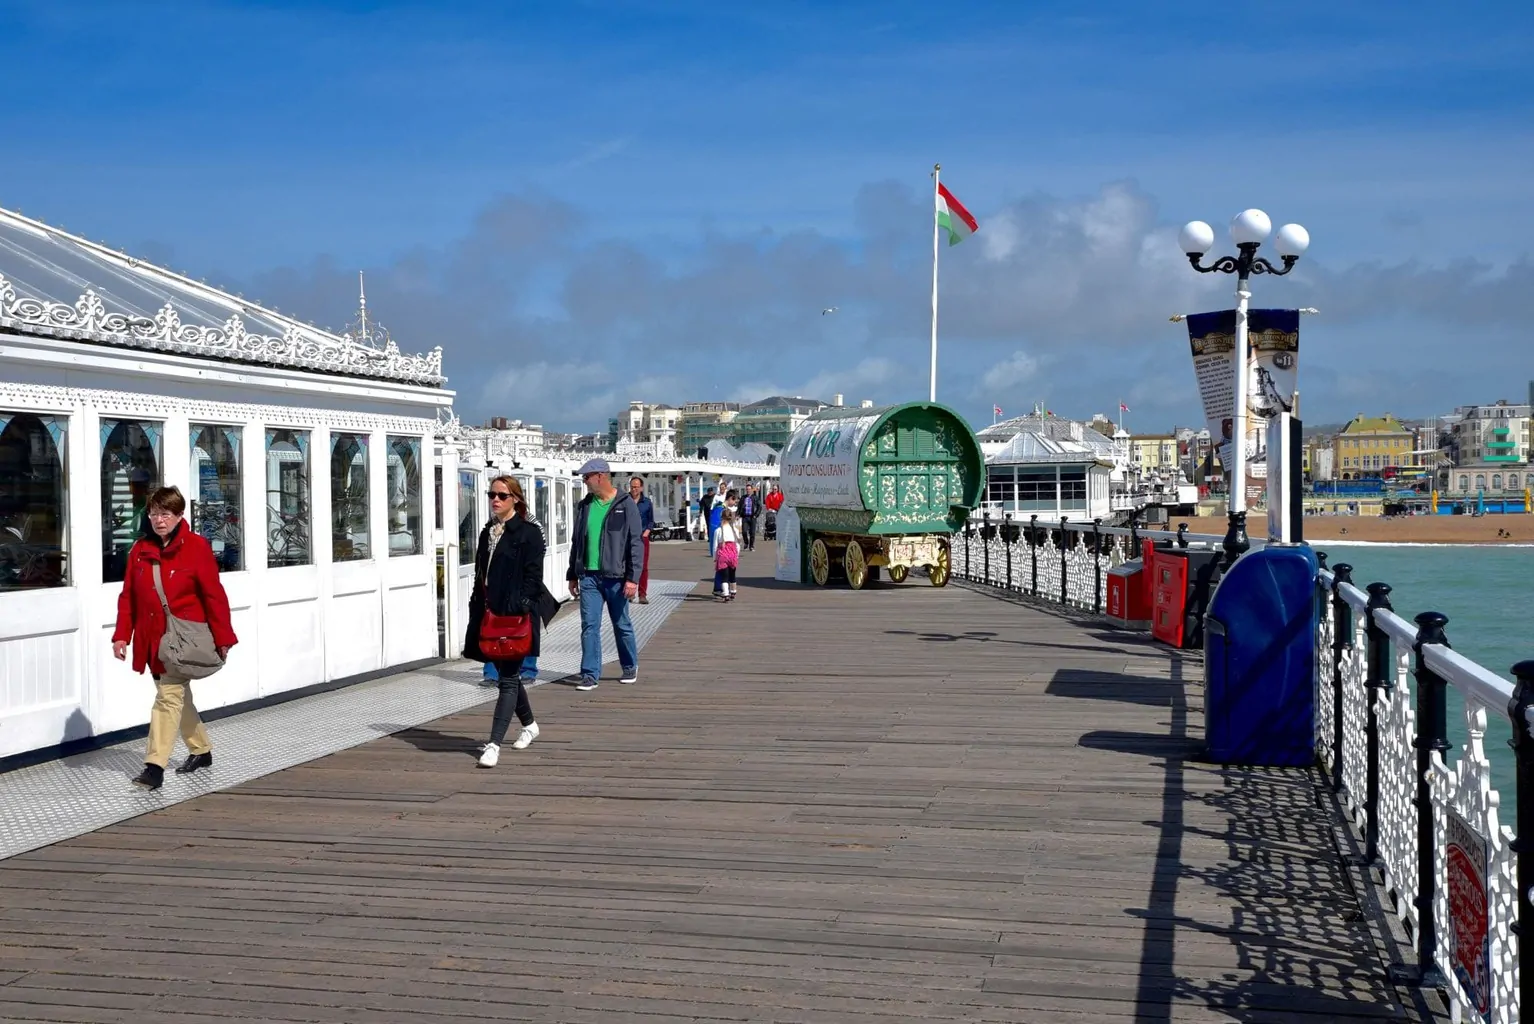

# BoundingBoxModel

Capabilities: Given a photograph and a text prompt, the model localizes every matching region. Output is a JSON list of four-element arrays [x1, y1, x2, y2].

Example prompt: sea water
[[1317, 542, 1534, 793]]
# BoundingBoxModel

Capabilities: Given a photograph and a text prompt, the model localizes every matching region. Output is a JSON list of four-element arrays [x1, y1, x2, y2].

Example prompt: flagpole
[[929, 162, 940, 403]]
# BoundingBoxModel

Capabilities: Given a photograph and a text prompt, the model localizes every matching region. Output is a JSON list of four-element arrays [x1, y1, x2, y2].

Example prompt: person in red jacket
[[112, 485, 237, 791]]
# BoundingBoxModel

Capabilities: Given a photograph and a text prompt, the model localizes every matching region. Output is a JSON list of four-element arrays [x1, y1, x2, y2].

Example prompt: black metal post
[[1330, 563, 1354, 793], [1030, 515, 1038, 596], [1508, 660, 1534, 1018], [1363, 582, 1393, 867], [1176, 522, 1189, 549], [1407, 611, 1451, 987], [1129, 517, 1141, 559], [1059, 518, 1069, 605], [1316, 550, 1328, 570], [1092, 518, 1103, 614], [1222, 509, 1249, 569], [1004, 514, 1013, 591], [982, 511, 991, 586]]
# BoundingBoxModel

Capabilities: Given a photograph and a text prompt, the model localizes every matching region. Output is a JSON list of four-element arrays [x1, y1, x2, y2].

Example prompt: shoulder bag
[[150, 562, 225, 679], [479, 609, 533, 659]]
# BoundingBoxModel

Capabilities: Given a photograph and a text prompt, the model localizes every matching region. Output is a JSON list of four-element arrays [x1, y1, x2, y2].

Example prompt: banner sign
[[1446, 809, 1492, 1019], [780, 413, 881, 509], [1185, 309, 1300, 508]]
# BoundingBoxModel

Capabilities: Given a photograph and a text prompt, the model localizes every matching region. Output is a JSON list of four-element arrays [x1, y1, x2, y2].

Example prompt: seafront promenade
[[0, 543, 1430, 1022]]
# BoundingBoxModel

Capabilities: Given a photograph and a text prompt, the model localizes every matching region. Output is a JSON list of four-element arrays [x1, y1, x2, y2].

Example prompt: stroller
[[763, 509, 777, 542]]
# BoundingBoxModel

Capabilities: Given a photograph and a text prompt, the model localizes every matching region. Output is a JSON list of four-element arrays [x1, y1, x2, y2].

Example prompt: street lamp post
[[1179, 210, 1310, 567]]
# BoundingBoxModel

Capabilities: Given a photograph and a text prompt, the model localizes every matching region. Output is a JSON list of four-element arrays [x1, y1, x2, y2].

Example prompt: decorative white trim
[[0, 272, 444, 387], [0, 380, 436, 435]]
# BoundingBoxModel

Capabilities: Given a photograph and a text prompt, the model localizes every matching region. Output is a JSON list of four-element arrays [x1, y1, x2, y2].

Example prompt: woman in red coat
[[112, 485, 237, 791]]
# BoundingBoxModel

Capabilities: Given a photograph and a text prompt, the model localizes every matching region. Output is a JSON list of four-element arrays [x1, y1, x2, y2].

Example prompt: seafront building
[[1332, 414, 1413, 480], [676, 401, 740, 456]]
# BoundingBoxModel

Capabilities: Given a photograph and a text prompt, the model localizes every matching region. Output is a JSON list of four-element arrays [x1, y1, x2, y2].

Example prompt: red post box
[[1106, 559, 1151, 623]]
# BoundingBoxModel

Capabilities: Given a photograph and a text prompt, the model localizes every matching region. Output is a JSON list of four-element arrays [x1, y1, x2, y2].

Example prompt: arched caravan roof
[[781, 401, 983, 535], [0, 207, 443, 386]]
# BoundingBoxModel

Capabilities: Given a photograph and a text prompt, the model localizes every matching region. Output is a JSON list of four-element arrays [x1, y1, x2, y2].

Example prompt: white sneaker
[[619, 669, 638, 684], [512, 722, 540, 750], [477, 742, 500, 768]]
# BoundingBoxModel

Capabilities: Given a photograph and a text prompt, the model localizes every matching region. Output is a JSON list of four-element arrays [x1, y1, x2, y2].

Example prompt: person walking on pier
[[568, 459, 643, 690], [740, 485, 759, 552], [701, 488, 717, 552], [112, 486, 236, 791], [465, 476, 556, 766], [714, 507, 741, 601], [629, 476, 655, 604]]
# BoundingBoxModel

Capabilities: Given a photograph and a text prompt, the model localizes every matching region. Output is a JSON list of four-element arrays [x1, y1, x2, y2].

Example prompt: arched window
[[1493, 474, 1503, 490], [386, 436, 422, 556], [330, 433, 371, 561], [1476, 474, 1486, 491], [100, 419, 162, 583], [1459, 475, 1469, 492], [0, 412, 68, 589], [1511, 474, 1520, 489], [190, 423, 242, 572]]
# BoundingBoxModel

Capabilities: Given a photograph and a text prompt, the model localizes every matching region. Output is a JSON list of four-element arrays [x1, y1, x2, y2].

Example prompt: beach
[[1168, 512, 1534, 545]]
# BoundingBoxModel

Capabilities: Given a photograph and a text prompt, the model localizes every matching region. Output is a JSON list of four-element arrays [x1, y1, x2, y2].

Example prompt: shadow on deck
[[0, 542, 1429, 1022]]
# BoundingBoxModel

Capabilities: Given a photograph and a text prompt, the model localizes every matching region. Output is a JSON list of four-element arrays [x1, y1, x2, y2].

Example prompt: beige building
[[1333, 414, 1412, 480], [610, 401, 679, 453], [1129, 433, 1177, 476]]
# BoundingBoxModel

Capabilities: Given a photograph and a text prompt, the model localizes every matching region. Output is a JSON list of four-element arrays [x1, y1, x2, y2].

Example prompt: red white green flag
[[936, 183, 978, 246]]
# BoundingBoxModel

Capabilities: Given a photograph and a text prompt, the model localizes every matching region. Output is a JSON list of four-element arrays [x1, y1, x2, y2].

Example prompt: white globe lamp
[[1274, 223, 1311, 258], [1178, 220, 1215, 255], [1230, 209, 1272, 246]]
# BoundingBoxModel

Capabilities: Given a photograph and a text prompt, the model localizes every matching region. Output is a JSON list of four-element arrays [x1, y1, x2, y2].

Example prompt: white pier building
[[0, 208, 449, 760]]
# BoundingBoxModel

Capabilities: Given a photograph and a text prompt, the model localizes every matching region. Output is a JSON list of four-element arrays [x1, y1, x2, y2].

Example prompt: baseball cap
[[576, 458, 611, 477]]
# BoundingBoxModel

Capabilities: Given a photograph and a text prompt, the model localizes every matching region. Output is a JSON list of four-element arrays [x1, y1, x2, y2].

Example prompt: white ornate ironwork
[[1432, 694, 1518, 1024], [0, 273, 445, 386]]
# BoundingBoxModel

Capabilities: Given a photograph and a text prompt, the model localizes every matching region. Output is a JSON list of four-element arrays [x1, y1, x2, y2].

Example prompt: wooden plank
[[0, 543, 1426, 1022]]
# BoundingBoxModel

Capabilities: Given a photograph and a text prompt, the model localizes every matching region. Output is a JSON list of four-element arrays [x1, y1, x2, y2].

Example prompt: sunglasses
[[487, 490, 513, 501]]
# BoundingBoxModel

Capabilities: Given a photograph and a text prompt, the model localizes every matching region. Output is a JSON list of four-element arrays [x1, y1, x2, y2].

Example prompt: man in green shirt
[[566, 459, 644, 690]]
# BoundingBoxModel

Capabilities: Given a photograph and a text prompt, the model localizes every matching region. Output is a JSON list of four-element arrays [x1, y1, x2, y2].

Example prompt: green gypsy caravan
[[780, 402, 984, 589]]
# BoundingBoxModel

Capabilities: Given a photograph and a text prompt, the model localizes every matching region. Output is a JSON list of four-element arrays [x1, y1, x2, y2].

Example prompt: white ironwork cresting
[[0, 273, 445, 386]]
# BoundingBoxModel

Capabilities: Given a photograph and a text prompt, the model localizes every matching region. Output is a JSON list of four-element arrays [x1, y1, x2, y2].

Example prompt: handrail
[[1373, 606, 1419, 648], [1422, 643, 1515, 713], [1338, 580, 1370, 615]]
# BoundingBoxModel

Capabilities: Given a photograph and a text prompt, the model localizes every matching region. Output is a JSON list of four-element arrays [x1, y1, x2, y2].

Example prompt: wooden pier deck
[[0, 543, 1424, 1023]]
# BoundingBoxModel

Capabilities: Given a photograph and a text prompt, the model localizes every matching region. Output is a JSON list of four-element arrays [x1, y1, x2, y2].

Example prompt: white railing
[[950, 512, 1230, 613], [952, 512, 1531, 1019], [1317, 564, 1527, 1023]]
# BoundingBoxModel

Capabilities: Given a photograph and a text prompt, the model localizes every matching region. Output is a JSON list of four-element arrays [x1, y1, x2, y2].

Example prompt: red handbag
[[478, 610, 533, 659]]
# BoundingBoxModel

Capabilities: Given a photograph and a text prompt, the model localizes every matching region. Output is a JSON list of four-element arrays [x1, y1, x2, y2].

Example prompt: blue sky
[[2, 0, 1531, 431]]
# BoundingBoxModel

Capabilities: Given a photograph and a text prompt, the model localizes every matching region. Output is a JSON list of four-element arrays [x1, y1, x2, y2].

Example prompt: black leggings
[[490, 659, 535, 743]]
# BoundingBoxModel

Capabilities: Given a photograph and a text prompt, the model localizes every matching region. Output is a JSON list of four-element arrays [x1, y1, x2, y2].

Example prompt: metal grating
[[0, 578, 695, 861]]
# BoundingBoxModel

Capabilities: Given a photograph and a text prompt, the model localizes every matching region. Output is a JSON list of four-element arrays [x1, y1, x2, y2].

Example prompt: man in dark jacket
[[629, 476, 656, 604], [567, 459, 644, 690]]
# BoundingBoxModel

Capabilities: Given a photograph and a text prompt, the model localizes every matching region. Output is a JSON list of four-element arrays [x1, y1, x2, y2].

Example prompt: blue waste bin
[[1203, 544, 1319, 766]]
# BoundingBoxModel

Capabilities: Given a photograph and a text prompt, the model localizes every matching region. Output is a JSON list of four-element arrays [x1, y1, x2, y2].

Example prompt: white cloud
[[979, 350, 1041, 393]]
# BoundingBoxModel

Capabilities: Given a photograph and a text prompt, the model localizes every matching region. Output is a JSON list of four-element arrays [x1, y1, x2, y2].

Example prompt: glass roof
[[0, 208, 443, 386]]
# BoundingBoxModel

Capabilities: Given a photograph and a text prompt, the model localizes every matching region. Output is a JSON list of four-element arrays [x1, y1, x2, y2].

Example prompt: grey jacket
[[567, 491, 646, 584]]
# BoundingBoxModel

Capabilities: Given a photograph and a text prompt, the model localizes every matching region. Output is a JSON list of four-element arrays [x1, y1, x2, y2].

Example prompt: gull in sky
[[821, 306, 838, 315]]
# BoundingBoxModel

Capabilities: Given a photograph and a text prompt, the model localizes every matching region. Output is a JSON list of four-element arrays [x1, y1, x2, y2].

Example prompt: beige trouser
[[145, 675, 212, 768]]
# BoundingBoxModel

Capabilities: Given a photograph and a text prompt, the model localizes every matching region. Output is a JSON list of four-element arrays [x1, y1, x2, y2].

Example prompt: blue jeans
[[578, 575, 637, 681], [482, 661, 499, 682], [519, 655, 538, 680]]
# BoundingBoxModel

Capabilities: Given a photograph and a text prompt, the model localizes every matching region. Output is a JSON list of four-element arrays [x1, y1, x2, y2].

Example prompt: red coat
[[765, 490, 784, 512], [112, 524, 237, 676]]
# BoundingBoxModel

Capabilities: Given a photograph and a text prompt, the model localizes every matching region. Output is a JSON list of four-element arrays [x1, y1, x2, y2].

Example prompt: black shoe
[[132, 764, 164, 790], [175, 752, 213, 775]]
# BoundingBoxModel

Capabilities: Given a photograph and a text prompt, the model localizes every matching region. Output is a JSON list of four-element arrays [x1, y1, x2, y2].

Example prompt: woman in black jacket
[[464, 475, 556, 767]]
